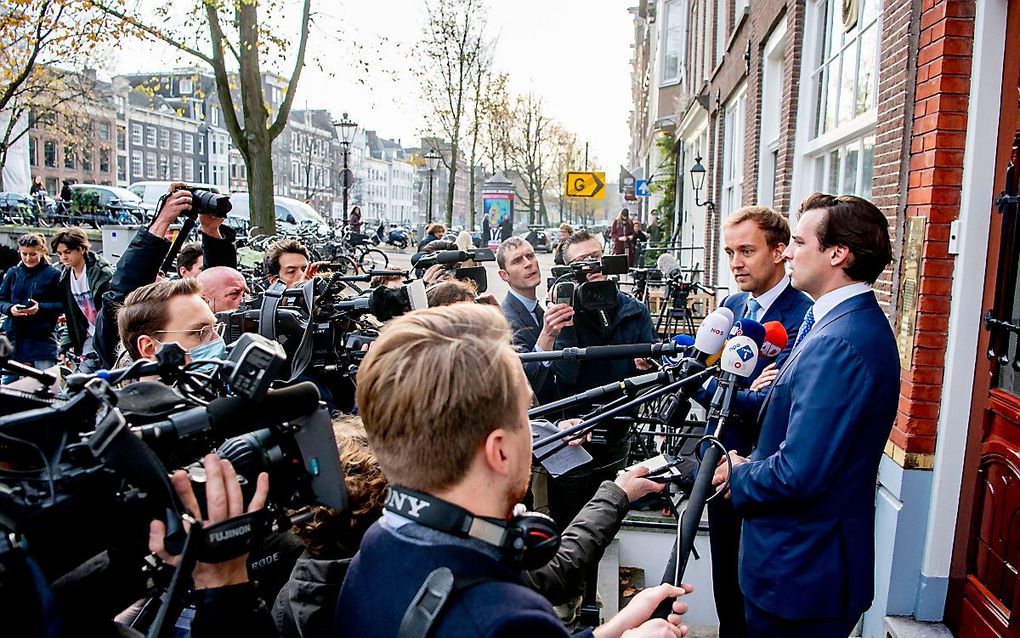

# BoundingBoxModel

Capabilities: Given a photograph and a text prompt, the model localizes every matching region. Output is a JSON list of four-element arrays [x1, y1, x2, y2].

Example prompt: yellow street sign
[[565, 171, 606, 199]]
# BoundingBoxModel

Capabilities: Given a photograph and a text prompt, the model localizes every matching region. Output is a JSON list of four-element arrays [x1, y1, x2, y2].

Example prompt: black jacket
[[0, 261, 62, 362], [59, 252, 115, 355]]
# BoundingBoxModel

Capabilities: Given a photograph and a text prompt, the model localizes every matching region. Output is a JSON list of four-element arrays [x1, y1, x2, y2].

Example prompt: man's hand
[[149, 184, 192, 238], [537, 302, 574, 350], [422, 264, 450, 285], [556, 418, 590, 447], [593, 583, 693, 638], [198, 213, 225, 240], [712, 451, 749, 499], [634, 357, 653, 371], [750, 363, 779, 392], [148, 454, 269, 590], [306, 261, 329, 279], [615, 464, 666, 502], [20, 300, 39, 316]]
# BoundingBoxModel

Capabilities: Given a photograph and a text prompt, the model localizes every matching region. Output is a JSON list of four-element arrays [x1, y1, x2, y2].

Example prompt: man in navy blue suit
[[496, 237, 575, 401], [664, 206, 811, 638], [713, 193, 898, 637]]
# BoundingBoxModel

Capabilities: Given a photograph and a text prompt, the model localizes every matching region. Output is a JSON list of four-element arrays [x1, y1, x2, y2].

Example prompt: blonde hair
[[355, 304, 523, 492]]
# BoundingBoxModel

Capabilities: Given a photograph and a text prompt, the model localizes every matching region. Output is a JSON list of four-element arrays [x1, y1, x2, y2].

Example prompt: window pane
[[856, 25, 877, 116], [814, 156, 826, 192], [838, 39, 857, 125], [843, 146, 859, 195], [828, 148, 841, 192], [813, 69, 826, 137], [862, 0, 879, 27], [824, 63, 839, 133], [861, 137, 875, 200], [825, 0, 842, 61]]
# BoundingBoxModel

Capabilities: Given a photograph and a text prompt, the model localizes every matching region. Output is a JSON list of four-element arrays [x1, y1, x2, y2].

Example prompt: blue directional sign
[[635, 179, 651, 197]]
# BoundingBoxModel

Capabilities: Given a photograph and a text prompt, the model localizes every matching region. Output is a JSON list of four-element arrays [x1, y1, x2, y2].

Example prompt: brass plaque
[[896, 217, 926, 368]]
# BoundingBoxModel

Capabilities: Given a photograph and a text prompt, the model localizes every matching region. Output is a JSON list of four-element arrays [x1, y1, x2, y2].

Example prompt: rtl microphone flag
[[760, 321, 789, 360]]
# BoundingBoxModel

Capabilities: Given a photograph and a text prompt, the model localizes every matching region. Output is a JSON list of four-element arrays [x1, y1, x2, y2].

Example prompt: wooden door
[[953, 3, 1020, 635]]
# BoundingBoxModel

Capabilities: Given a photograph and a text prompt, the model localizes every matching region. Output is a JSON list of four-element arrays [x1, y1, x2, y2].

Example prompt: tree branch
[[269, 0, 312, 140], [86, 0, 213, 64]]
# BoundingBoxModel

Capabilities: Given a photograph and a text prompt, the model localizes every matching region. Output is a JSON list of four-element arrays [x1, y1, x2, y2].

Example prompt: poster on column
[[481, 193, 514, 249]]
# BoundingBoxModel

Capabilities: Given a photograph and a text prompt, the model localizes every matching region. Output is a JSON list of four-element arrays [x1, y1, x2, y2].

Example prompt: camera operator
[[547, 230, 656, 530], [334, 304, 691, 638], [197, 266, 250, 313], [93, 183, 238, 369], [496, 237, 574, 402], [117, 278, 223, 366], [265, 239, 327, 288]]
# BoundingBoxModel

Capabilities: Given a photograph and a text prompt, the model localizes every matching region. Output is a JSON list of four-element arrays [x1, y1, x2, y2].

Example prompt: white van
[[225, 193, 329, 235], [127, 181, 223, 214]]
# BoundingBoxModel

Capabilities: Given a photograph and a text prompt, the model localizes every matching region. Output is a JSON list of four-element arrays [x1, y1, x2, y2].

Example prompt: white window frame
[[790, 0, 881, 212], [757, 17, 788, 207], [715, 0, 727, 66], [131, 154, 142, 178], [660, 0, 685, 86], [145, 153, 156, 179], [718, 85, 747, 294], [172, 131, 182, 152], [145, 126, 156, 148], [184, 134, 194, 154]]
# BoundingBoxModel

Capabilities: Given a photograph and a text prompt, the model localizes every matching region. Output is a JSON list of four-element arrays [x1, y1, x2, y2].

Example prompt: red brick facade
[[891, 0, 975, 458]]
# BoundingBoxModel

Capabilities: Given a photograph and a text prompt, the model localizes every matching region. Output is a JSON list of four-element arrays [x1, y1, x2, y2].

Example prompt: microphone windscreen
[[207, 381, 321, 437], [409, 252, 425, 267], [656, 253, 680, 276], [694, 310, 733, 358], [715, 306, 735, 325], [728, 318, 766, 348], [761, 321, 789, 359], [721, 335, 759, 378], [661, 334, 695, 366]]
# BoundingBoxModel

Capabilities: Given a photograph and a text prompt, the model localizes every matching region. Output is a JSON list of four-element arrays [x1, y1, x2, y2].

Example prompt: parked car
[[226, 193, 329, 235], [69, 184, 146, 225], [128, 181, 223, 216]]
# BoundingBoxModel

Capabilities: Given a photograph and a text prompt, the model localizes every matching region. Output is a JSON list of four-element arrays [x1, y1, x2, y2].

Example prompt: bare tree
[[418, 0, 489, 227], [88, 0, 314, 234]]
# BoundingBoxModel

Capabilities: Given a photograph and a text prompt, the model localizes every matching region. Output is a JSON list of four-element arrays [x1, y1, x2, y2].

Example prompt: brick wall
[[891, 0, 976, 462]]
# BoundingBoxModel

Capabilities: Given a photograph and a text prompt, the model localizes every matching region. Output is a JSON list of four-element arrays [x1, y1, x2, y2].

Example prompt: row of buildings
[[626, 0, 1017, 636], [19, 68, 433, 226]]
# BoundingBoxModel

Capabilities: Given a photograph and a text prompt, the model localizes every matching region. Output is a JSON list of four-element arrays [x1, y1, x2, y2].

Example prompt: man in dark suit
[[663, 206, 811, 638], [713, 193, 898, 637], [496, 236, 574, 401]]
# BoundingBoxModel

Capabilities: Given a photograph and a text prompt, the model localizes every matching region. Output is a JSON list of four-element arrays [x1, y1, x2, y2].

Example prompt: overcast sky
[[112, 0, 635, 172]]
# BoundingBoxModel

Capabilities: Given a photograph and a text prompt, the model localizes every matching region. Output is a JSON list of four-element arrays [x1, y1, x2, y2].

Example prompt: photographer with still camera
[[93, 183, 237, 369]]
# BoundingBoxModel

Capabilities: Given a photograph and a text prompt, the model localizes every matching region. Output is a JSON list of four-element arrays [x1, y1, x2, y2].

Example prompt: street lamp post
[[333, 112, 358, 228], [689, 156, 715, 212], [424, 149, 441, 225]]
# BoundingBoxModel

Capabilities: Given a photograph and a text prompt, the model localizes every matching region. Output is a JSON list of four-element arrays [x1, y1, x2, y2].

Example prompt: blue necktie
[[745, 298, 762, 322], [794, 307, 815, 349]]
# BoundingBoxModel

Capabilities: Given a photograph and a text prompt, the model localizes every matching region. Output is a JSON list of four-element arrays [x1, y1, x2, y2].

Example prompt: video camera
[[411, 248, 495, 293], [0, 337, 345, 635], [548, 254, 629, 312]]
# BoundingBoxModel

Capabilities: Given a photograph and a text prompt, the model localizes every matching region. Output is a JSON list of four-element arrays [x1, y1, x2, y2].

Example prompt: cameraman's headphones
[[383, 485, 560, 571]]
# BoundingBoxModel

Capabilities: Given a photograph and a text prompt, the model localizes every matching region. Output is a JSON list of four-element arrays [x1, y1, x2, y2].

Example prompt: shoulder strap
[[397, 567, 496, 638]]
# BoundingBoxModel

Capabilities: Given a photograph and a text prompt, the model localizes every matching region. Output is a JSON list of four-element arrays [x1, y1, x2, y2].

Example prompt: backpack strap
[[397, 567, 495, 638]]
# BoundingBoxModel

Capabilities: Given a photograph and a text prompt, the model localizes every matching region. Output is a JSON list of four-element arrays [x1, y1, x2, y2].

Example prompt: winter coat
[[0, 261, 62, 362], [59, 251, 115, 355], [273, 552, 352, 638]]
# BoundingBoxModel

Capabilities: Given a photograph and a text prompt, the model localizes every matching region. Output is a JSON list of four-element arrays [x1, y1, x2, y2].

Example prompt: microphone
[[656, 310, 733, 425], [718, 335, 760, 381], [135, 382, 321, 445], [529, 368, 677, 419], [660, 334, 695, 366], [715, 306, 735, 325], [727, 318, 765, 348], [656, 253, 682, 279], [760, 321, 789, 360], [517, 340, 694, 362]]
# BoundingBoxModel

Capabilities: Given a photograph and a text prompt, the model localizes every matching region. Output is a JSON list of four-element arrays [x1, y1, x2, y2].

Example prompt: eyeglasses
[[154, 322, 224, 344], [17, 237, 42, 248]]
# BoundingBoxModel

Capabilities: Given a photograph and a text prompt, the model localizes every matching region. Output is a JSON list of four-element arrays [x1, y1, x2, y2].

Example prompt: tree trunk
[[468, 164, 476, 230], [446, 143, 458, 227], [245, 145, 276, 234]]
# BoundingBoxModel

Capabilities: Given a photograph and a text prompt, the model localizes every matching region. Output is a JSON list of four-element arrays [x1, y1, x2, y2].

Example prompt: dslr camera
[[549, 254, 629, 312], [158, 185, 232, 218]]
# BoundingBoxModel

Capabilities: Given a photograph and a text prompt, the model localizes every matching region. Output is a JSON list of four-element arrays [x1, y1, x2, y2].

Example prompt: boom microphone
[[135, 382, 321, 445], [656, 253, 682, 280]]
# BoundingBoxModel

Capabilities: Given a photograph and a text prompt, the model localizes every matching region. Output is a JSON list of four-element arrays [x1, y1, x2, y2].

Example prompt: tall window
[[183, 160, 194, 181], [118, 156, 127, 181], [802, 0, 879, 198], [28, 138, 37, 166], [159, 129, 169, 150], [99, 122, 111, 140], [64, 145, 75, 169], [131, 124, 142, 146], [661, 0, 684, 85], [145, 153, 156, 178], [131, 154, 142, 178], [715, 0, 727, 66], [99, 147, 111, 173], [173, 131, 182, 151], [145, 126, 156, 148], [172, 156, 182, 180], [82, 149, 93, 172], [185, 134, 194, 154], [719, 88, 747, 290], [118, 126, 126, 150]]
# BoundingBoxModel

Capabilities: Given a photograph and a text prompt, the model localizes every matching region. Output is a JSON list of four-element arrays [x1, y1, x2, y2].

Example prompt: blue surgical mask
[[189, 336, 227, 374]]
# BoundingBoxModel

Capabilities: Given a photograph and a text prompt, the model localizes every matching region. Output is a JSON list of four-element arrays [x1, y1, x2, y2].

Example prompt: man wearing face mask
[[117, 278, 227, 367]]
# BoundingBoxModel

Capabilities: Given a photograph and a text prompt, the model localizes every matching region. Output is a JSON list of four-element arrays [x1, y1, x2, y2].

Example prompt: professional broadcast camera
[[0, 336, 345, 637], [411, 247, 495, 293], [548, 254, 629, 312], [220, 274, 427, 382]]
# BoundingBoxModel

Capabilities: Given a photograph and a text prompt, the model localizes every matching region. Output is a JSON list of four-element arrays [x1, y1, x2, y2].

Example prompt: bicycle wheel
[[358, 248, 388, 272], [333, 255, 359, 275]]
